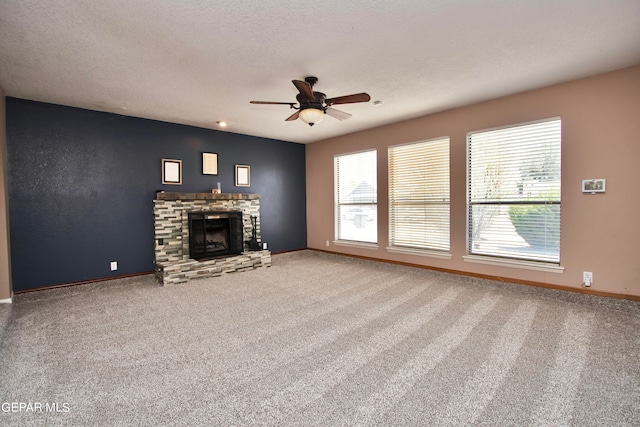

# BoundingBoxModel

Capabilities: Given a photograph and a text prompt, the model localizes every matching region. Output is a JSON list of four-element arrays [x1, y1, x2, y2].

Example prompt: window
[[334, 150, 377, 244], [467, 118, 561, 263], [389, 137, 450, 252]]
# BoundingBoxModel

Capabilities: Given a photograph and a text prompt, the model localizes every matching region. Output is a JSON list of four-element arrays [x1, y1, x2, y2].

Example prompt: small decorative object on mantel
[[582, 179, 606, 194], [245, 215, 262, 251], [212, 182, 222, 194], [235, 164, 250, 187]]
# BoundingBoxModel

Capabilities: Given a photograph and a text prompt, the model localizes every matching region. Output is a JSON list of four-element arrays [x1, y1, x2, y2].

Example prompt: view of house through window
[[334, 150, 377, 244], [467, 118, 561, 263], [389, 137, 450, 251]]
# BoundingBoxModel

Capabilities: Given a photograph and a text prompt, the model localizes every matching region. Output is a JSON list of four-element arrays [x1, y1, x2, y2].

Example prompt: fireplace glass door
[[188, 211, 243, 260]]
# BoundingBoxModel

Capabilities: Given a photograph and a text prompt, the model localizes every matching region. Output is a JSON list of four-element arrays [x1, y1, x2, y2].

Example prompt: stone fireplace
[[153, 192, 271, 285]]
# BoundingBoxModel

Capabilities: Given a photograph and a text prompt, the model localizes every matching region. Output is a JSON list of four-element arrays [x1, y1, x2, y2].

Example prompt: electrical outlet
[[583, 271, 593, 287], [110, 261, 118, 271], [326, 240, 330, 247]]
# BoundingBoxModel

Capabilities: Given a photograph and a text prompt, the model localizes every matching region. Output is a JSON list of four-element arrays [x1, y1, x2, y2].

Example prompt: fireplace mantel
[[155, 192, 260, 201]]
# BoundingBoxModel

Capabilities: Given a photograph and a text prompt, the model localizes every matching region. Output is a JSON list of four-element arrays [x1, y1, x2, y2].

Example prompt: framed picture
[[162, 159, 182, 185], [582, 179, 605, 194], [202, 152, 218, 175], [235, 165, 250, 187]]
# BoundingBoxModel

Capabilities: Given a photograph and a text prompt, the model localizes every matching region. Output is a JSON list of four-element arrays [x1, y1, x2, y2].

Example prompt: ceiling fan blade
[[250, 101, 295, 106], [325, 107, 352, 121], [325, 92, 371, 106], [292, 80, 314, 100], [285, 110, 301, 121]]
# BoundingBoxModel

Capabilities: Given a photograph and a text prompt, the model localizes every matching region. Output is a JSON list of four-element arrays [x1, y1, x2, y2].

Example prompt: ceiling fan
[[250, 76, 371, 126]]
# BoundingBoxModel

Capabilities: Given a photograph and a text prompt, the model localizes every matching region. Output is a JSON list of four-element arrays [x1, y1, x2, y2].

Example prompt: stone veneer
[[153, 192, 271, 285]]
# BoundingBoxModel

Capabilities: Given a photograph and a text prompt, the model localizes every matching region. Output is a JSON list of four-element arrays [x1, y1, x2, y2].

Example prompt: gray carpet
[[1, 250, 638, 426]]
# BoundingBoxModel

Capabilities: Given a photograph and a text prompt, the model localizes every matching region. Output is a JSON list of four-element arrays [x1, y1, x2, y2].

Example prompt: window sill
[[462, 255, 564, 273], [386, 246, 452, 260], [333, 240, 379, 250]]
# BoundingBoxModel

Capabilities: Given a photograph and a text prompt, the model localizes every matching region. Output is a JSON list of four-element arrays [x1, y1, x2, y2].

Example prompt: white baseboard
[[0, 298, 12, 304]]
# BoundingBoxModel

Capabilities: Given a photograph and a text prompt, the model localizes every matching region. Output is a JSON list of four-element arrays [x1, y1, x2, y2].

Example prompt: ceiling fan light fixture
[[299, 108, 324, 126], [250, 76, 370, 126]]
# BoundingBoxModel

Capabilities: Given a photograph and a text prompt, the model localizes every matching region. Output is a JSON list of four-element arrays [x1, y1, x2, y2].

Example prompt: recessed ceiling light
[[216, 121, 228, 127]]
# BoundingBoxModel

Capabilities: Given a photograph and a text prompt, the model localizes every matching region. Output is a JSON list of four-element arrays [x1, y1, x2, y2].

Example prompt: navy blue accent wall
[[6, 98, 306, 291]]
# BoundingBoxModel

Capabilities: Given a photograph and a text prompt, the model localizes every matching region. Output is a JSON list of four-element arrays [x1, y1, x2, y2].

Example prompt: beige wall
[[306, 65, 640, 297], [0, 83, 11, 301]]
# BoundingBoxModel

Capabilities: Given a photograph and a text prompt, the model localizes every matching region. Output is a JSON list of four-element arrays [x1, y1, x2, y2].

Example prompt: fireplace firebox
[[188, 211, 243, 260]]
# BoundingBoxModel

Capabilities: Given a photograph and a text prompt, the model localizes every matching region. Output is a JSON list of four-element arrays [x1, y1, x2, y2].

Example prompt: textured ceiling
[[1, 1, 640, 144]]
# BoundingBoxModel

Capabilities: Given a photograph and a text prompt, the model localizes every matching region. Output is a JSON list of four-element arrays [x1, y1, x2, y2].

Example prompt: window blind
[[389, 137, 450, 251], [334, 150, 377, 243], [467, 118, 561, 263]]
